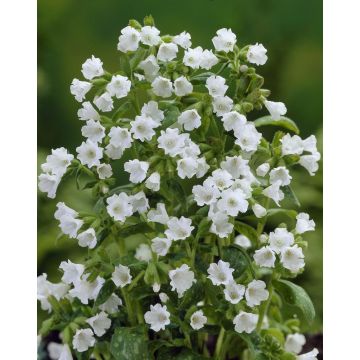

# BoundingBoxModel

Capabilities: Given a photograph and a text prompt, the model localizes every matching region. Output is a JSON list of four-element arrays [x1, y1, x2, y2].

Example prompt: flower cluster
[[37, 16, 320, 360]]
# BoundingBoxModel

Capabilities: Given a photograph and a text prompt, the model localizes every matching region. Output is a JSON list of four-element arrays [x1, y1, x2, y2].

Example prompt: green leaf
[[119, 53, 132, 78], [179, 281, 204, 310], [130, 47, 148, 70], [267, 208, 298, 219], [273, 279, 315, 326], [110, 326, 149, 360], [282, 186, 301, 207], [95, 279, 116, 306], [222, 246, 248, 277], [234, 221, 258, 244], [117, 222, 154, 238], [195, 217, 211, 240], [254, 116, 300, 134]]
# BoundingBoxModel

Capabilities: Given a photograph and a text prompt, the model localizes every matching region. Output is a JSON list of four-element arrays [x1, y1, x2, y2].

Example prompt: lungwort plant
[[38, 16, 321, 360]]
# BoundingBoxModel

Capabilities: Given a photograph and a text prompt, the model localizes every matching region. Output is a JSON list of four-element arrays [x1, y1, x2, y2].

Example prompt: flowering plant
[[38, 16, 320, 360]]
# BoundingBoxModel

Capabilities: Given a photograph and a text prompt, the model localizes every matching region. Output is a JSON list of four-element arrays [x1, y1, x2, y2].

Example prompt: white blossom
[[207, 260, 234, 286], [130, 115, 158, 141], [183, 47, 203, 69], [206, 75, 228, 97], [299, 153, 321, 176], [151, 236, 172, 257], [144, 303, 170, 332], [105, 143, 123, 160], [264, 100, 287, 119], [220, 155, 250, 179], [256, 163, 270, 177], [140, 26, 161, 46], [112, 264, 132, 288], [174, 76, 193, 96], [233, 311, 258, 333], [269, 166, 292, 186], [269, 227, 294, 254], [192, 183, 220, 206], [224, 281, 245, 304], [285, 333, 306, 354], [135, 243, 152, 262], [234, 234, 252, 249], [262, 180, 284, 206], [212, 28, 236, 53], [200, 49, 219, 70], [221, 111, 247, 132], [157, 128, 186, 156], [106, 193, 133, 222], [106, 75, 131, 99], [280, 245, 305, 273], [178, 109, 201, 131], [139, 55, 159, 80], [281, 134, 304, 156], [190, 310, 207, 330], [141, 101, 164, 125], [147, 203, 169, 225], [77, 101, 100, 121], [145, 172, 161, 191], [81, 55, 104, 80], [72, 329, 95, 352], [59, 260, 85, 285], [94, 92, 114, 112], [97, 163, 113, 179], [206, 169, 233, 190], [130, 191, 149, 213], [38, 173, 60, 199], [152, 76, 173, 98], [245, 280, 269, 307], [297, 349, 319, 360], [247, 43, 268, 66], [77, 228, 97, 249], [69, 275, 104, 304], [177, 157, 198, 179], [173, 31, 192, 49], [117, 26, 140, 52], [70, 79, 92, 102], [210, 211, 234, 238], [159, 292, 169, 303], [54, 202, 78, 221], [58, 215, 83, 239], [217, 188, 249, 216], [99, 293, 122, 314], [212, 96, 233, 116], [81, 119, 105, 143], [296, 213, 315, 234], [157, 42, 178, 62], [124, 159, 149, 183], [86, 311, 111, 337], [41, 147, 74, 176], [252, 204, 267, 218], [234, 123, 261, 152], [165, 216, 194, 240], [76, 139, 103, 168], [253, 246, 276, 268], [169, 264, 196, 297]]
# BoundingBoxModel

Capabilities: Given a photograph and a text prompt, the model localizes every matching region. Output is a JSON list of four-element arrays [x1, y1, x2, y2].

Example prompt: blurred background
[[38, 0, 322, 334]]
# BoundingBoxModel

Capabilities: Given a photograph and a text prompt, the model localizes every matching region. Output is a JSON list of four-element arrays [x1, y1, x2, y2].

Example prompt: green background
[[38, 0, 323, 332]]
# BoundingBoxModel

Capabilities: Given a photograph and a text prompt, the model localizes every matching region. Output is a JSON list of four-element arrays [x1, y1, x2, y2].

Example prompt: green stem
[[214, 327, 225, 358], [256, 279, 273, 332], [121, 288, 136, 326], [217, 236, 223, 259], [127, 270, 145, 292], [191, 236, 199, 268]]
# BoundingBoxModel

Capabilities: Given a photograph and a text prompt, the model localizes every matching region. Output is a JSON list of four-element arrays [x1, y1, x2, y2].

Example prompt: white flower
[[212, 28, 236, 53], [210, 211, 234, 238], [174, 76, 193, 96], [206, 169, 233, 190], [94, 92, 114, 112], [212, 96, 233, 116], [117, 26, 141, 52], [141, 101, 164, 125], [281, 134, 304, 156], [299, 153, 321, 176], [76, 139, 103, 168], [57, 344, 73, 360], [157, 128, 186, 156], [59, 260, 84, 285], [269, 227, 294, 254], [105, 144, 123, 160], [147, 203, 169, 225], [245, 280, 269, 307], [233, 312, 258, 334], [106, 75, 131, 99], [157, 42, 178, 62], [54, 202, 78, 221], [165, 216, 194, 240], [145, 172, 161, 191], [190, 310, 207, 330], [247, 43, 268, 66], [151, 237, 172, 257], [70, 79, 92, 102], [178, 109, 201, 131], [183, 47, 203, 69], [124, 159, 149, 183], [192, 183, 220, 206], [200, 49, 219, 70], [181, 137, 201, 158], [48, 342, 64, 360], [144, 303, 170, 332], [135, 72, 147, 81], [234, 234, 251, 249], [207, 260, 234, 286], [280, 245, 305, 273], [152, 76, 173, 98], [220, 155, 249, 179], [81, 120, 105, 143], [231, 179, 253, 198], [81, 55, 104, 80], [77, 101, 100, 121], [285, 333, 306, 354], [252, 204, 267, 218], [112, 264, 132, 288], [97, 163, 113, 179], [159, 292, 169, 303], [177, 157, 198, 179], [169, 264, 196, 297], [135, 243, 152, 262], [38, 173, 60, 199], [173, 31, 192, 49], [256, 163, 270, 177], [264, 100, 287, 119], [206, 75, 228, 97], [99, 293, 122, 314], [153, 283, 161, 293], [253, 246, 276, 268], [69, 275, 104, 304], [234, 123, 261, 152], [217, 188, 248, 216], [269, 166, 292, 186], [140, 26, 161, 46], [221, 111, 247, 132], [72, 329, 95, 352], [195, 157, 210, 178], [262, 180, 284, 206], [106, 193, 133, 222], [224, 281, 245, 304], [41, 147, 74, 176], [130, 115, 157, 142], [303, 135, 318, 154], [130, 191, 149, 213], [139, 55, 160, 80], [86, 311, 111, 337], [77, 228, 97, 249], [297, 349, 319, 360], [296, 213, 315, 234], [59, 215, 83, 239]]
